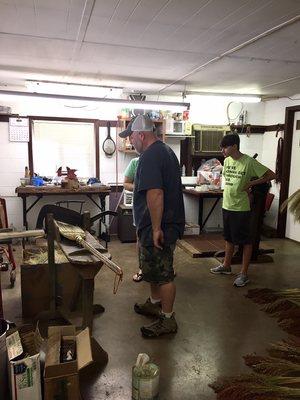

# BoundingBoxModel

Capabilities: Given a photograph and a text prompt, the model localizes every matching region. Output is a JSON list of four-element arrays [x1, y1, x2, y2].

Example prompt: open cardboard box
[[6, 325, 43, 400], [44, 325, 93, 400]]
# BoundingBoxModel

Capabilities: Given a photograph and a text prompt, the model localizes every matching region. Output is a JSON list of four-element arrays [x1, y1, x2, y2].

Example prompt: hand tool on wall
[[102, 121, 116, 157]]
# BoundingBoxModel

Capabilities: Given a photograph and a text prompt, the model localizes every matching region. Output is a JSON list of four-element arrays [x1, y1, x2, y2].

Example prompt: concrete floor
[[1, 236, 300, 400]]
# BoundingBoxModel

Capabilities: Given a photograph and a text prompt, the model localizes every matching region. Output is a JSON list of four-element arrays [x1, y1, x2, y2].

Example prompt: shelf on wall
[[230, 125, 267, 134], [118, 117, 164, 123], [118, 149, 137, 154], [192, 152, 223, 158], [165, 134, 195, 139]]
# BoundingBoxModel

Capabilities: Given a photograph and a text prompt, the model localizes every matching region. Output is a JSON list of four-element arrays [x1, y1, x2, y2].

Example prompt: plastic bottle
[[181, 165, 186, 177]]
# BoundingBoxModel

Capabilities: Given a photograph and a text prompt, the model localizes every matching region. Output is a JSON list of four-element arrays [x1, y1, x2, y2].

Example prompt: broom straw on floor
[[243, 354, 300, 376], [210, 374, 300, 400], [55, 221, 123, 292], [267, 339, 300, 363], [246, 289, 300, 304]]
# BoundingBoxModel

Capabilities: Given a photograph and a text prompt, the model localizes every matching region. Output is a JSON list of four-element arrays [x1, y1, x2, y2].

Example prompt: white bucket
[[0, 319, 9, 399]]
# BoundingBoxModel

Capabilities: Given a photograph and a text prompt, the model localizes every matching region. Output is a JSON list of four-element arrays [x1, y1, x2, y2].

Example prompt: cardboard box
[[44, 326, 93, 400], [6, 325, 43, 400]]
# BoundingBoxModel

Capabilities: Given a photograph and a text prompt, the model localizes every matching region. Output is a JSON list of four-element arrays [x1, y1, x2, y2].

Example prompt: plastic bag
[[197, 158, 222, 187]]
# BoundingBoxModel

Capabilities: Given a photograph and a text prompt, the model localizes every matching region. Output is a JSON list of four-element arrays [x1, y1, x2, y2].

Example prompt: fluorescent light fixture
[[26, 80, 123, 98], [0, 89, 190, 111], [186, 91, 261, 103], [227, 96, 261, 103]]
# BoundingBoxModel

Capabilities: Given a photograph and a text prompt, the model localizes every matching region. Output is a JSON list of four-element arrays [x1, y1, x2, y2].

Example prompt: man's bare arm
[[124, 176, 134, 192], [251, 169, 276, 186], [245, 169, 276, 191], [146, 188, 164, 249]]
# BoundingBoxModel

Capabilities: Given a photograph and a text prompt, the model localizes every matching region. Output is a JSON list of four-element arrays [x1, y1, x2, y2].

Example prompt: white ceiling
[[0, 0, 299, 98]]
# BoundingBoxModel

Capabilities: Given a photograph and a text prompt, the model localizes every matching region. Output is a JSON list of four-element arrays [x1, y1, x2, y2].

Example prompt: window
[[32, 120, 95, 177]]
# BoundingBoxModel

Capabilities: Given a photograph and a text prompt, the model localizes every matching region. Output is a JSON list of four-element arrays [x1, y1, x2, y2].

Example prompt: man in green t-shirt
[[210, 134, 276, 286], [124, 157, 139, 191], [123, 157, 144, 282]]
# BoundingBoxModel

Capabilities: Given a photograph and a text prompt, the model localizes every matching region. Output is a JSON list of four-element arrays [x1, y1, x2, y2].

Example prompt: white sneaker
[[210, 264, 232, 275], [233, 274, 250, 287]]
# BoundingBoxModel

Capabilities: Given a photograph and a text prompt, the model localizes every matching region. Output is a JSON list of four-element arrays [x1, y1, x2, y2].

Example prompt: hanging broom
[[280, 189, 300, 223], [55, 221, 123, 292]]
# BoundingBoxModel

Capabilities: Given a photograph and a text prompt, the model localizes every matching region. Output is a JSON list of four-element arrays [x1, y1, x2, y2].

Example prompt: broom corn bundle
[[268, 346, 300, 364], [246, 288, 300, 337], [267, 339, 300, 363], [262, 298, 300, 316], [246, 288, 279, 304], [211, 286, 300, 399], [210, 374, 300, 400], [246, 289, 300, 305], [278, 318, 300, 337], [244, 354, 300, 376], [280, 189, 300, 223]]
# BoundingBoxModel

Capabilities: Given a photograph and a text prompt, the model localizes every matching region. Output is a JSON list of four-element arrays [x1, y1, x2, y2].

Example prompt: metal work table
[[183, 188, 223, 232], [15, 185, 111, 230]]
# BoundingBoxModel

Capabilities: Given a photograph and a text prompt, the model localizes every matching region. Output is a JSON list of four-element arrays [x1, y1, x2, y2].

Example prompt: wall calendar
[[9, 117, 30, 142]]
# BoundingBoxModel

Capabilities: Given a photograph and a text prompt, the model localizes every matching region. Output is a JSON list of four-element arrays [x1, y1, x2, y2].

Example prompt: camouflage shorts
[[139, 244, 176, 285]]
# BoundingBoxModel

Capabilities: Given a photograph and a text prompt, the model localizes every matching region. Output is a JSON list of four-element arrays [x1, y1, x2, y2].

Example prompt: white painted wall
[[262, 95, 300, 230], [0, 96, 129, 230], [286, 111, 300, 241], [0, 119, 109, 231], [187, 95, 265, 125], [0, 92, 299, 234], [184, 95, 266, 229], [0, 121, 28, 228]]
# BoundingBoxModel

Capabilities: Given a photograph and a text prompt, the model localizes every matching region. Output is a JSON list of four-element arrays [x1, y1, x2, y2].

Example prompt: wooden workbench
[[16, 185, 111, 230], [183, 188, 223, 231]]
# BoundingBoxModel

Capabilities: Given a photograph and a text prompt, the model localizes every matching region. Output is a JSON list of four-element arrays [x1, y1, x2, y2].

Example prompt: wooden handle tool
[[0, 229, 45, 240]]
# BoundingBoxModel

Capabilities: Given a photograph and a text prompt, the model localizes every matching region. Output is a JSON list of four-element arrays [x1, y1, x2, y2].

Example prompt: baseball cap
[[131, 115, 154, 132], [118, 119, 134, 138]]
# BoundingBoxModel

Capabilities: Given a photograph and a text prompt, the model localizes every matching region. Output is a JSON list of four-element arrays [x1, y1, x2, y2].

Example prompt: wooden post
[[46, 214, 56, 312]]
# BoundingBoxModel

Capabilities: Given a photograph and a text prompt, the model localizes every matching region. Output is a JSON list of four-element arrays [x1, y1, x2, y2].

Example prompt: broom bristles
[[262, 299, 300, 315], [244, 354, 300, 376], [246, 288, 278, 304], [280, 189, 300, 222], [55, 220, 86, 241]]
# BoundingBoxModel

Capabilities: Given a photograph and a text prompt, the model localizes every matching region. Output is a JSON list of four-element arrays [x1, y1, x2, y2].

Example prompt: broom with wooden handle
[[55, 221, 123, 279]]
